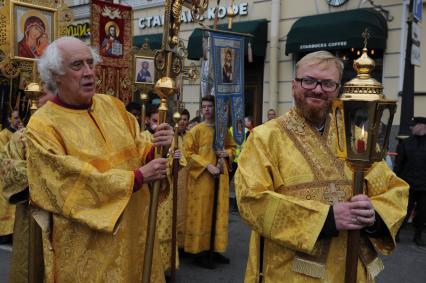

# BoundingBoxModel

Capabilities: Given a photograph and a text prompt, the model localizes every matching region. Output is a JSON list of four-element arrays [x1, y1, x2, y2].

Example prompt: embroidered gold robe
[[0, 127, 16, 236], [235, 108, 409, 283], [176, 133, 189, 248], [140, 130, 184, 272], [0, 128, 14, 148], [0, 128, 30, 283], [184, 122, 236, 253], [26, 94, 165, 283]]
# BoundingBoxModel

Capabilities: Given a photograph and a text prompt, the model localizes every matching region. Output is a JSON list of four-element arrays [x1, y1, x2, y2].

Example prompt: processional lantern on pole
[[24, 62, 44, 115], [141, 1, 208, 283], [331, 29, 397, 283], [23, 61, 45, 283], [140, 92, 149, 131]]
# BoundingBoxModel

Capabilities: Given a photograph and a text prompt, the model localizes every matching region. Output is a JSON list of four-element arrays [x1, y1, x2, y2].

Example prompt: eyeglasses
[[295, 77, 340, 92]]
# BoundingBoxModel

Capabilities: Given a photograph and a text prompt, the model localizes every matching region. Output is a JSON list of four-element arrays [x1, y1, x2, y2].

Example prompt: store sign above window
[[300, 41, 347, 50], [138, 2, 248, 29], [67, 22, 90, 38]]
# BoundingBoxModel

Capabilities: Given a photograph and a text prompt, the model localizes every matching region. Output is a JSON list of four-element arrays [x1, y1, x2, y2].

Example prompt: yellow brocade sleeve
[[235, 130, 329, 254], [0, 129, 28, 200], [27, 122, 136, 234], [365, 161, 409, 255], [185, 127, 211, 180], [171, 136, 187, 168], [128, 115, 155, 163], [0, 128, 13, 148], [140, 130, 153, 143]]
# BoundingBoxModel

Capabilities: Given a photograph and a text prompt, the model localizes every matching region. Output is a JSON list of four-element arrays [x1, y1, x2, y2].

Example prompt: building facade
[[66, 0, 426, 131]]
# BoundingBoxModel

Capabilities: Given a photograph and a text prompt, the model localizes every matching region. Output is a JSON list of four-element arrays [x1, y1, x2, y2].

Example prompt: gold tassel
[[291, 239, 330, 279], [366, 256, 384, 280], [359, 235, 385, 280], [292, 257, 326, 279], [248, 40, 253, 63]]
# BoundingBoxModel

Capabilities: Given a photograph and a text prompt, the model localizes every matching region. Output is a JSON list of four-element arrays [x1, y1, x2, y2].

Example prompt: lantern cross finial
[[362, 28, 370, 49]]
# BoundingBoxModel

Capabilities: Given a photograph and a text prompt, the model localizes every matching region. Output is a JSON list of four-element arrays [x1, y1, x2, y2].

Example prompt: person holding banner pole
[[184, 95, 236, 269], [176, 109, 191, 250]]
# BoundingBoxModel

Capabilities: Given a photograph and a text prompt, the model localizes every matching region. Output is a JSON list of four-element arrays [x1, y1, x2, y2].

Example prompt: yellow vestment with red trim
[[27, 94, 165, 283]]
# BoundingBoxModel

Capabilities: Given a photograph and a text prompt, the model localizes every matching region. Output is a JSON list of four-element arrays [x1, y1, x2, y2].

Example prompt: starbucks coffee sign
[[138, 2, 248, 29]]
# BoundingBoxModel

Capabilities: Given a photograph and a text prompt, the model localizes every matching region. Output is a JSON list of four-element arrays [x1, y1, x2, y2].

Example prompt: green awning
[[187, 19, 268, 60], [133, 33, 163, 50], [285, 8, 387, 55]]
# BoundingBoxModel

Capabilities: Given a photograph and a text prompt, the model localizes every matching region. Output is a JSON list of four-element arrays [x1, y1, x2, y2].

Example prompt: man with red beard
[[235, 51, 408, 282]]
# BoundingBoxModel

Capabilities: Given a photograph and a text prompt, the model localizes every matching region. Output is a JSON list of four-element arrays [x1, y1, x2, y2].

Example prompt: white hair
[[37, 36, 101, 90]]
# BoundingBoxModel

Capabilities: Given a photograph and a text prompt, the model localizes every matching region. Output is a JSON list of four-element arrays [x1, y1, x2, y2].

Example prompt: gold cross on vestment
[[323, 183, 346, 205]]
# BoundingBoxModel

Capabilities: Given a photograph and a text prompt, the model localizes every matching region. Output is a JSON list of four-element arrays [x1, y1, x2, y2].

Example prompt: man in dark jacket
[[394, 117, 426, 247]]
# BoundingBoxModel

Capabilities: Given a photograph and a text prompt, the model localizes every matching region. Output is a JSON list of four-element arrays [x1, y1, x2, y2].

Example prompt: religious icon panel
[[11, 2, 57, 60], [134, 56, 155, 85], [100, 20, 123, 57]]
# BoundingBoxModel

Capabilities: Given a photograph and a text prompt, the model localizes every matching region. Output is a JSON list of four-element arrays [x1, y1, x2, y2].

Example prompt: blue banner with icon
[[209, 31, 245, 149]]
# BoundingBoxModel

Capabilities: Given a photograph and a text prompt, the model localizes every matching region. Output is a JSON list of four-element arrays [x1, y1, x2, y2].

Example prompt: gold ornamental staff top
[[340, 30, 383, 101]]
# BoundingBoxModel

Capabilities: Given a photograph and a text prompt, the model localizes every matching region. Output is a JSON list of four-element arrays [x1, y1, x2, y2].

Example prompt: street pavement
[[1, 208, 425, 282]]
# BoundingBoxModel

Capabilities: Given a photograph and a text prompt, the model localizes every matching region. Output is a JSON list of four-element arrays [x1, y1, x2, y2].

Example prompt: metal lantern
[[24, 82, 44, 114], [332, 41, 396, 169], [331, 31, 397, 283], [24, 62, 44, 115]]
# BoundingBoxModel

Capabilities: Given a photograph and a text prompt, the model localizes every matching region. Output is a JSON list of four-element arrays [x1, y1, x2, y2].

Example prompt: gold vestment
[[141, 130, 184, 272], [27, 94, 165, 283], [0, 128, 14, 148], [0, 128, 29, 283], [235, 108, 409, 283], [184, 122, 236, 253], [0, 127, 16, 236], [176, 133, 189, 248]]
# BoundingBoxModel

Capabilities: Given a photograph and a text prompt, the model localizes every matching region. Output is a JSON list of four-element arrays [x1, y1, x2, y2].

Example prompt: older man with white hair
[[27, 36, 172, 282]]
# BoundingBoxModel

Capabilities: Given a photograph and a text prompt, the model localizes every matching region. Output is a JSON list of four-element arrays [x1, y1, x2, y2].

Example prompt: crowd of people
[[0, 37, 419, 283]]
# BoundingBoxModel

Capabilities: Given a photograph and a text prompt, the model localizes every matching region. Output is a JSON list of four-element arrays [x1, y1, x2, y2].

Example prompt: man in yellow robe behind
[[184, 95, 236, 268], [27, 37, 174, 283], [0, 110, 22, 148], [176, 108, 190, 249], [235, 51, 409, 283], [0, 87, 56, 283], [0, 109, 22, 243]]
